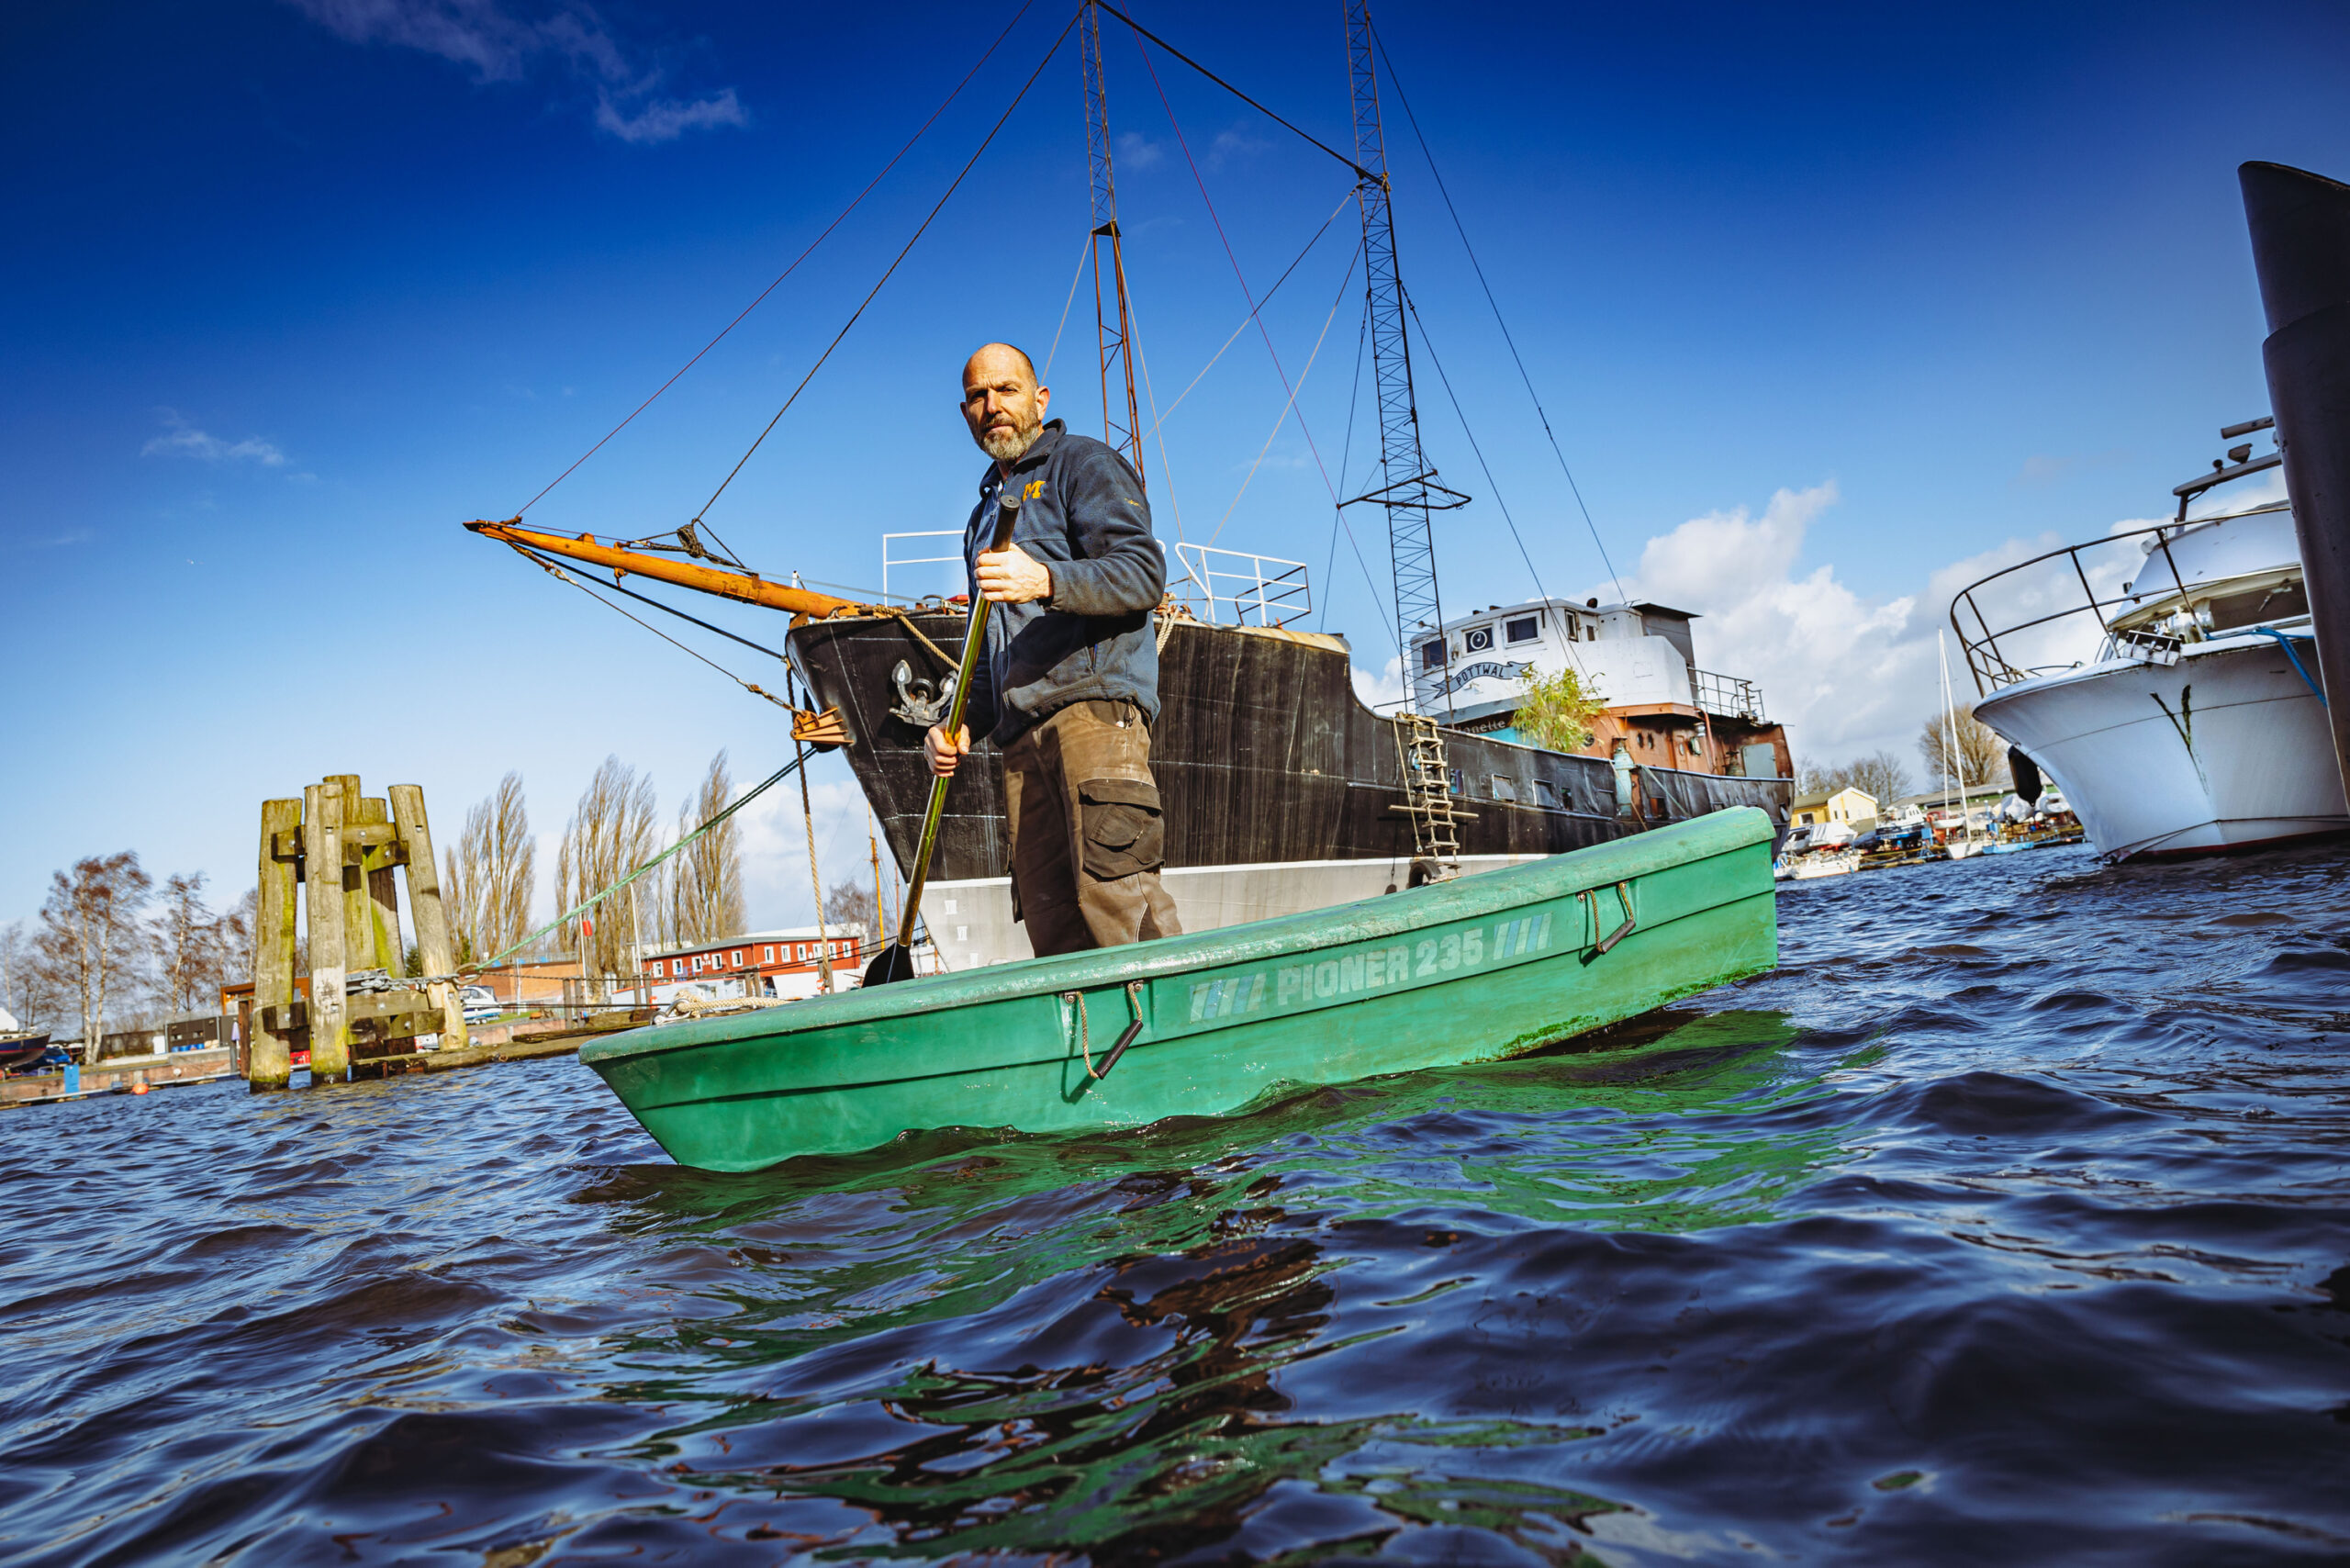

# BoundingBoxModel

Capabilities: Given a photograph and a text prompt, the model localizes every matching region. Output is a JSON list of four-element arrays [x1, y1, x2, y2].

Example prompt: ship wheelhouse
[[1407, 596, 1790, 784]]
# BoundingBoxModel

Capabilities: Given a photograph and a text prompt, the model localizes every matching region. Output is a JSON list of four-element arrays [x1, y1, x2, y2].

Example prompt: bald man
[[923, 342, 1181, 955]]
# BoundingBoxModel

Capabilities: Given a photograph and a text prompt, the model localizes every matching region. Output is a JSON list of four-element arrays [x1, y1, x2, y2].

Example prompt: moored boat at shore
[[1785, 849, 1859, 879], [1956, 420, 2347, 860]]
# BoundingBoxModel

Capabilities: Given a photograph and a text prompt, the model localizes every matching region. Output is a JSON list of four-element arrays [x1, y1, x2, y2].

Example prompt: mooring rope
[[423, 752, 808, 985]]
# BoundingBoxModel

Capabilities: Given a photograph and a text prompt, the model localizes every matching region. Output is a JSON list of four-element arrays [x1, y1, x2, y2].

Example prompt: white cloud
[[8, 528, 94, 550], [1114, 131, 1164, 172], [1615, 481, 2092, 776], [1342, 480, 2172, 779], [596, 85, 746, 145], [289, 0, 542, 79], [1351, 655, 1407, 713], [1612, 482, 1930, 765], [1208, 125, 1269, 169], [738, 769, 883, 930], [141, 410, 288, 467], [285, 0, 747, 144]]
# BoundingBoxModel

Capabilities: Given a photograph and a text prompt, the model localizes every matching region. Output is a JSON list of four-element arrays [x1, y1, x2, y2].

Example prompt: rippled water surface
[[6, 843, 2349, 1566]]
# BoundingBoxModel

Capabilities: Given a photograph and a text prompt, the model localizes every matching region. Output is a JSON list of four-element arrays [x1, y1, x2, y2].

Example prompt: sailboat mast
[[1081, 0, 1147, 487], [1939, 631, 1969, 846], [1347, 0, 1446, 698]]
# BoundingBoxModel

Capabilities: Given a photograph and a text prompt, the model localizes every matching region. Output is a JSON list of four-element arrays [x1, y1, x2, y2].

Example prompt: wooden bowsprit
[[865, 488, 1021, 986]]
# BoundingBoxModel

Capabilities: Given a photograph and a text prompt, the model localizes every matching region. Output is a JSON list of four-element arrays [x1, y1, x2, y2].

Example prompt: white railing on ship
[[1691, 668, 1766, 721], [1171, 542, 1310, 629], [880, 531, 964, 605], [882, 534, 1313, 629]]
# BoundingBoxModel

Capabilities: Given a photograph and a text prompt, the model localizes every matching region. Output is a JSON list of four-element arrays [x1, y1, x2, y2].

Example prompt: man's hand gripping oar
[[864, 487, 1023, 986]]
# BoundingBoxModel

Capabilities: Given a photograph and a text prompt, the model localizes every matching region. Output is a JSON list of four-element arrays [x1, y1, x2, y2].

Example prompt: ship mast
[[1347, 0, 1464, 877], [1082, 0, 1147, 487]]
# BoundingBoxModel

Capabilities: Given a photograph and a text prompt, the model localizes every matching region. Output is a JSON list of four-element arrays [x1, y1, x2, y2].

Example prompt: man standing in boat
[[923, 342, 1182, 955]]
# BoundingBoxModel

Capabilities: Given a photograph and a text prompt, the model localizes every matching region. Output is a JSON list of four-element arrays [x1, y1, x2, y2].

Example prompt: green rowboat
[[581, 808, 1779, 1170]]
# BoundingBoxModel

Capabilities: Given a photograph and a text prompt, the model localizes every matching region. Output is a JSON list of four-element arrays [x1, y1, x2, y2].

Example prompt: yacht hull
[[1975, 642, 2348, 860]]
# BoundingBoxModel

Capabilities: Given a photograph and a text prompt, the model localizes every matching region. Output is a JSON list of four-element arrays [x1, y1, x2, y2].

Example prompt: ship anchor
[[889, 659, 957, 730]]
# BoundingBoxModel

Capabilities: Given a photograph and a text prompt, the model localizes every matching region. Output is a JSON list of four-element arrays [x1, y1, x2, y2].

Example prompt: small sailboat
[[584, 811, 1775, 1170]]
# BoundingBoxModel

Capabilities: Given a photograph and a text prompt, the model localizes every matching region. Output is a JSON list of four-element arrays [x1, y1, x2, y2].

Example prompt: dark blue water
[[4, 842, 2348, 1565]]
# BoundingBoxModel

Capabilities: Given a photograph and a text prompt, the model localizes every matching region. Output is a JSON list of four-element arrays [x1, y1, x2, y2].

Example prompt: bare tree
[[446, 771, 536, 966], [222, 888, 257, 988], [1841, 750, 1914, 809], [0, 921, 59, 1032], [1918, 703, 2010, 791], [667, 751, 744, 946], [37, 853, 152, 1058], [557, 756, 659, 989], [153, 871, 227, 1016], [1796, 751, 1914, 810], [825, 878, 876, 953]]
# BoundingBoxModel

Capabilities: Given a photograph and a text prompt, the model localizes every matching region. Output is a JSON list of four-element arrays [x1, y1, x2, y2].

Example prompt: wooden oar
[[864, 487, 1022, 986]]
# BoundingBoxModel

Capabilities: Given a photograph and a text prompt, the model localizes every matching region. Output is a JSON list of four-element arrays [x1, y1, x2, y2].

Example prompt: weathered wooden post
[[329, 776, 398, 974], [251, 797, 305, 1090], [247, 776, 470, 1082], [302, 780, 352, 1083], [363, 803, 403, 974], [389, 783, 469, 1053]]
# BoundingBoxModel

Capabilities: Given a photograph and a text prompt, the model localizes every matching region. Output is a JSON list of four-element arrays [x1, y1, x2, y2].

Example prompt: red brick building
[[632, 924, 870, 1003]]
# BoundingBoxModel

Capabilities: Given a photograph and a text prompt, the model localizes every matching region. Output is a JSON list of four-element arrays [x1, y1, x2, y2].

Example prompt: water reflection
[[596, 1009, 1818, 1561]]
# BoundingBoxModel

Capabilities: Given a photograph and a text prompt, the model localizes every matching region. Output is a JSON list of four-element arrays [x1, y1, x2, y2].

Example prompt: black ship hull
[[790, 613, 1789, 883]]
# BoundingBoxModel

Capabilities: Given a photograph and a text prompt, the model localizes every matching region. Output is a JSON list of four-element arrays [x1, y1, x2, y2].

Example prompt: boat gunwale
[[583, 809, 1775, 1069]]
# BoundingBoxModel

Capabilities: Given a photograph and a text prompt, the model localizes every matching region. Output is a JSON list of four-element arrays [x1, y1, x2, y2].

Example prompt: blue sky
[[5, 0, 2348, 934]]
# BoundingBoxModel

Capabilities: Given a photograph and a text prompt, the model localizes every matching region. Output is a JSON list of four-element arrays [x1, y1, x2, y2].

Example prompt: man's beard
[[978, 419, 1043, 463]]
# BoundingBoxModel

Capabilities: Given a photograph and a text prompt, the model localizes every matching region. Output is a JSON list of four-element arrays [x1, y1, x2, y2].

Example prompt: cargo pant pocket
[[1078, 778, 1164, 879]]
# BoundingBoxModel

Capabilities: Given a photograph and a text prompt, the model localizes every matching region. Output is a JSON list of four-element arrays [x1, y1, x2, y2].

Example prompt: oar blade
[[862, 944, 920, 987]]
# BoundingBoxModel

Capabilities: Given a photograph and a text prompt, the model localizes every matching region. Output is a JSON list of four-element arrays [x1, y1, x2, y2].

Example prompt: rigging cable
[[1041, 230, 1092, 381], [1321, 289, 1386, 647], [1209, 240, 1360, 548], [1117, 287, 1189, 543], [505, 543, 804, 712], [431, 749, 811, 982], [514, 0, 1040, 524], [1404, 287, 1596, 685], [1145, 187, 1358, 439], [510, 542, 790, 666], [1368, 15, 1625, 599], [1130, 27, 1344, 511], [1094, 1, 1369, 179], [691, 7, 1080, 525], [1401, 286, 1547, 602]]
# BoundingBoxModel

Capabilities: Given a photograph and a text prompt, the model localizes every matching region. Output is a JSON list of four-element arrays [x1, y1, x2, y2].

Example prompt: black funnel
[[2242, 161, 2350, 796]]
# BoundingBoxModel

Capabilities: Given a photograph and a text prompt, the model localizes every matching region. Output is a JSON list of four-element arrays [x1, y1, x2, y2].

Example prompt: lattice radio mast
[[1347, 0, 1465, 876], [1346, 0, 1465, 679], [1082, 0, 1147, 487]]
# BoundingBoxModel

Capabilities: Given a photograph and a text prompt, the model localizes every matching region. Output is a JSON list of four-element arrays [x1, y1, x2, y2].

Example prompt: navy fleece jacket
[[960, 420, 1164, 747]]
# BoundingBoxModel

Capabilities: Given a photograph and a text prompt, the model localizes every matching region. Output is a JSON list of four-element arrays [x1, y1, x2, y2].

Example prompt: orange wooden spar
[[464, 519, 869, 620]]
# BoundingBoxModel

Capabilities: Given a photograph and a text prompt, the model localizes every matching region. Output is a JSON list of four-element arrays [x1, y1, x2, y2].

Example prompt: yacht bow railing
[[1950, 521, 2204, 694]]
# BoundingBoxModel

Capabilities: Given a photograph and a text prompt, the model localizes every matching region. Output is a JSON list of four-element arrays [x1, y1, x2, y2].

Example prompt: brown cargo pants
[[1001, 699, 1182, 957]]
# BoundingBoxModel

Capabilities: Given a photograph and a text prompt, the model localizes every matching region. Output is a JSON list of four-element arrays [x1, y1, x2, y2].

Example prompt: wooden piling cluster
[[251, 776, 468, 1089]]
